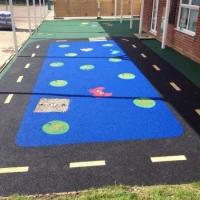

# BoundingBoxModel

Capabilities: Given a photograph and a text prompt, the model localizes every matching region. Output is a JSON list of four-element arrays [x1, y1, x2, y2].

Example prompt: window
[[177, 0, 199, 35]]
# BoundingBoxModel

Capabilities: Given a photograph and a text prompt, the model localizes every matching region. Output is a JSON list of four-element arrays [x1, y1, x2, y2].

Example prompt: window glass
[[188, 9, 199, 31], [179, 7, 189, 29], [182, 0, 189, 4], [192, 0, 200, 6]]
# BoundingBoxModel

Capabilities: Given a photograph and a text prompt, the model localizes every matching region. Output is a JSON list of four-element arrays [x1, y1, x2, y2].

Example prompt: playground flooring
[[0, 19, 200, 196]]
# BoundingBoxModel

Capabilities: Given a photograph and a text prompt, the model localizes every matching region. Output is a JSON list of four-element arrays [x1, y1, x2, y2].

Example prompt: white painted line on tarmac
[[16, 76, 23, 83], [141, 53, 147, 58], [25, 63, 30, 69], [56, 40, 68, 42], [4, 94, 13, 104], [47, 33, 53, 35], [151, 155, 187, 163], [36, 45, 40, 49], [170, 82, 181, 91], [132, 45, 137, 48], [89, 37, 107, 42], [70, 160, 106, 168], [31, 53, 35, 57], [195, 109, 200, 116], [152, 65, 160, 71], [0, 166, 29, 174]]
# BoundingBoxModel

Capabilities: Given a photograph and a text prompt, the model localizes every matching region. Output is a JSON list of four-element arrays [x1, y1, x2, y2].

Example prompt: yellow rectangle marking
[[151, 155, 187, 163], [89, 37, 107, 41], [25, 63, 30, 69], [4, 94, 13, 104], [16, 76, 23, 83], [36, 45, 40, 49], [122, 38, 129, 41], [141, 53, 147, 58], [0, 166, 29, 174], [170, 82, 181, 91], [132, 45, 136, 48], [31, 53, 35, 57], [195, 109, 200, 115], [152, 65, 160, 71], [70, 160, 106, 168]]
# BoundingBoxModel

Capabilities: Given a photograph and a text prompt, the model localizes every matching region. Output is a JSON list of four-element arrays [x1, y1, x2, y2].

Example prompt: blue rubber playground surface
[[16, 40, 183, 147]]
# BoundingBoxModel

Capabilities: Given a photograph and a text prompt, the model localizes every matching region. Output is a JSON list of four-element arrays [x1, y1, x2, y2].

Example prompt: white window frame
[[176, 0, 199, 36]]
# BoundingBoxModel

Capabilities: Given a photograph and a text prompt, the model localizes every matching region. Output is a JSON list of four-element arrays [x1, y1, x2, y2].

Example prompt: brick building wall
[[142, 0, 200, 64]]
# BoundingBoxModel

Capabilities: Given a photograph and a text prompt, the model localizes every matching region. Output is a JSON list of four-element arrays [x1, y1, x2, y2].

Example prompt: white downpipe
[[39, 0, 42, 23], [33, 0, 37, 30], [43, 0, 46, 20], [26, 0, 31, 36], [120, 0, 123, 23], [114, 0, 117, 19], [130, 0, 134, 29], [162, 0, 170, 49], [97, 0, 101, 18], [9, 0, 18, 56], [139, 0, 144, 34]]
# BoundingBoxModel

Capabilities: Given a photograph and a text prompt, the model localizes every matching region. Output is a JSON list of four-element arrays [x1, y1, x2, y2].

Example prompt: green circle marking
[[65, 53, 77, 57], [103, 44, 113, 47], [50, 62, 64, 67], [80, 65, 94, 70], [42, 120, 69, 135], [109, 58, 122, 62], [59, 45, 70, 48], [118, 73, 135, 80], [50, 80, 68, 87], [133, 98, 156, 108]]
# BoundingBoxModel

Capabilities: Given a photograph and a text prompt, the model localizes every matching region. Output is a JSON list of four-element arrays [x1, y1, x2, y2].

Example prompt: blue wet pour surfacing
[[16, 40, 183, 147]]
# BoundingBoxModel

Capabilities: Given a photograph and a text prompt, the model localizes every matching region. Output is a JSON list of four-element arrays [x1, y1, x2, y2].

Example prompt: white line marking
[[195, 109, 200, 115], [38, 33, 43, 35], [36, 45, 40, 49], [152, 65, 160, 71], [121, 38, 129, 41], [170, 82, 181, 91], [4, 94, 13, 104], [25, 63, 30, 69], [141, 53, 147, 58], [0, 166, 29, 174], [151, 155, 187, 163], [70, 160, 106, 168], [47, 34, 53, 35], [56, 40, 68, 42], [16, 76, 23, 83], [89, 37, 107, 42], [31, 53, 35, 57], [132, 45, 137, 48]]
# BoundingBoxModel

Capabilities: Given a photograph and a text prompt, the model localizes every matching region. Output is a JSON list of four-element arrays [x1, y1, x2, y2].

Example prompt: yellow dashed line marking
[[31, 53, 35, 57], [25, 63, 30, 69], [132, 45, 137, 48], [152, 65, 160, 71], [36, 45, 40, 49], [89, 37, 107, 41], [0, 166, 29, 174], [195, 109, 200, 115], [4, 94, 14, 104], [69, 160, 106, 168], [16, 76, 23, 83], [170, 82, 181, 91], [151, 155, 187, 163], [141, 53, 147, 58]]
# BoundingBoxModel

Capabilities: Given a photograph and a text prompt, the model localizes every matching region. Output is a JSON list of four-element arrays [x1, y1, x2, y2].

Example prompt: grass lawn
[[9, 182, 200, 200]]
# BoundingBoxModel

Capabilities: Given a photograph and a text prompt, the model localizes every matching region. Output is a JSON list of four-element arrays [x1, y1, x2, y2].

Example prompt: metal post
[[26, 0, 31, 36], [139, 0, 144, 34], [162, 0, 170, 49], [39, 0, 42, 23], [114, 0, 117, 19], [120, 0, 123, 23], [130, 0, 134, 29], [43, 0, 46, 20], [33, 0, 37, 30], [5, 0, 8, 11], [9, 0, 18, 56], [97, 0, 101, 19]]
